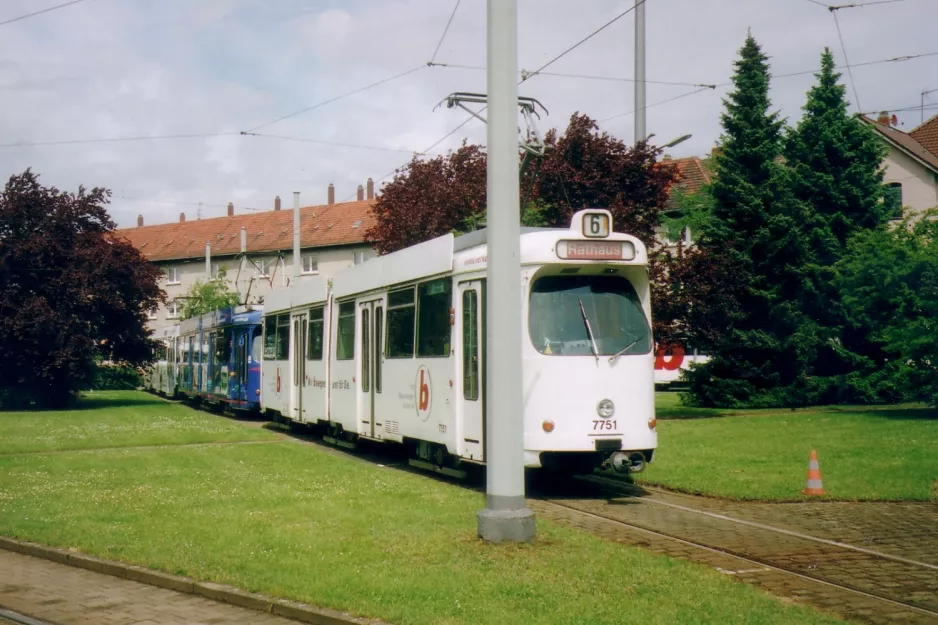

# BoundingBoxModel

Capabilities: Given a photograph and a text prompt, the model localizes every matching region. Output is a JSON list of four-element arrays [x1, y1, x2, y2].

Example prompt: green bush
[[92, 363, 143, 390]]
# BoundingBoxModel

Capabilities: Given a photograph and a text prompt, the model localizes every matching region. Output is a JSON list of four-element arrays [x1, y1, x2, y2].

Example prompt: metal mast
[[476, 0, 535, 543]]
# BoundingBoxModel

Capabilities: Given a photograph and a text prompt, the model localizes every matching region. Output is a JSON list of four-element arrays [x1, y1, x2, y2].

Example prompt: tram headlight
[[542, 420, 555, 433], [597, 399, 615, 418]]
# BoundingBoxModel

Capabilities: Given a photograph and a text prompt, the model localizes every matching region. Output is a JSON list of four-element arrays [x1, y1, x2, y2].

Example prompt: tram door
[[358, 299, 384, 438], [458, 281, 485, 461], [291, 313, 308, 422], [230, 329, 251, 402]]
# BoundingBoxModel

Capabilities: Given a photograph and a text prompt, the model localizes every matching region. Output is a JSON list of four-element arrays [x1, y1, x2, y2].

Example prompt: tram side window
[[276, 315, 290, 360], [417, 278, 452, 357], [336, 302, 356, 360], [463, 290, 479, 401], [386, 288, 415, 358], [264, 317, 276, 359], [307, 307, 324, 360]]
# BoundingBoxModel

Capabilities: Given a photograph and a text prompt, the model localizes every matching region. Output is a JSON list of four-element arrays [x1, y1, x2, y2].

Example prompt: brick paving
[[0, 549, 299, 625], [532, 478, 938, 625]]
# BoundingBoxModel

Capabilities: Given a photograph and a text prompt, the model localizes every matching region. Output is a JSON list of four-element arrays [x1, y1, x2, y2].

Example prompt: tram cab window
[[263, 316, 277, 359], [308, 307, 324, 360], [417, 279, 452, 357], [336, 302, 356, 360], [386, 288, 415, 358], [252, 334, 262, 363], [529, 275, 651, 357]]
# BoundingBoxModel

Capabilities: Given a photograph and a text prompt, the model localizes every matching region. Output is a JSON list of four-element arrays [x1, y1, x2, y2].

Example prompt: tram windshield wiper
[[607, 336, 640, 364], [578, 297, 599, 362]]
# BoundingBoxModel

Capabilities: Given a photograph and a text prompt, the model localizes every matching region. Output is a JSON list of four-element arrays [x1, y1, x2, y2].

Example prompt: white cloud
[[0, 0, 934, 229]]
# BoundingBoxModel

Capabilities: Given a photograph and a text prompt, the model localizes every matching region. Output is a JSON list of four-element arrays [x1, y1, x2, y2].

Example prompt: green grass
[[644, 394, 938, 501], [0, 391, 276, 455], [0, 393, 845, 625]]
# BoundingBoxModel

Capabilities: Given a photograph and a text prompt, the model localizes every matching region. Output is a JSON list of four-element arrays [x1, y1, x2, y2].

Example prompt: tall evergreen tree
[[686, 34, 815, 408], [783, 48, 890, 401]]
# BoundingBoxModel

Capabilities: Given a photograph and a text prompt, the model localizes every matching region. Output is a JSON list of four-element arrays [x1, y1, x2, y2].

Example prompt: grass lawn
[[0, 391, 276, 455], [642, 393, 938, 501], [0, 393, 845, 625]]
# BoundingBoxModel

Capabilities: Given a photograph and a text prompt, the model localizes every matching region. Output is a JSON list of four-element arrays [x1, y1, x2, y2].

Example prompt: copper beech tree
[[0, 170, 164, 409], [366, 113, 732, 345]]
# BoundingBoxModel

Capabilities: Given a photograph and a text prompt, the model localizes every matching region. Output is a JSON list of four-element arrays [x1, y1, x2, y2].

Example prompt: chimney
[[327, 183, 335, 205], [876, 111, 891, 126], [137, 215, 143, 227], [227, 202, 234, 216], [356, 185, 364, 201], [240, 227, 247, 253], [274, 195, 281, 211], [366, 177, 374, 200], [179, 212, 186, 223]]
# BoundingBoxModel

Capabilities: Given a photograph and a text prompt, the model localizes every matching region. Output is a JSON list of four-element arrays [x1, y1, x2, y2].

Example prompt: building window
[[256, 258, 273, 277], [211, 263, 221, 279], [417, 278, 452, 357], [165, 267, 180, 284], [167, 301, 180, 319], [386, 287, 415, 358], [353, 251, 365, 265], [884, 182, 903, 219], [147, 307, 158, 320], [302, 255, 318, 274]]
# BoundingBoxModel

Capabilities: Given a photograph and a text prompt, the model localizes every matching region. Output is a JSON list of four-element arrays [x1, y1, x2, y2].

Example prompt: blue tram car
[[176, 306, 263, 413]]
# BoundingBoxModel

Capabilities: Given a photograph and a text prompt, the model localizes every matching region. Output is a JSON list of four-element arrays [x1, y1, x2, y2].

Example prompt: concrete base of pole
[[477, 507, 536, 543]]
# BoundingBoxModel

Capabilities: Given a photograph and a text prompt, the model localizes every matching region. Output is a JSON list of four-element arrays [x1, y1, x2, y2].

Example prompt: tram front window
[[528, 274, 651, 356]]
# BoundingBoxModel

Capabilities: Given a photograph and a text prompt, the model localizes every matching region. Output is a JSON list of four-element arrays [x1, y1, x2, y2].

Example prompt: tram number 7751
[[592, 420, 617, 431]]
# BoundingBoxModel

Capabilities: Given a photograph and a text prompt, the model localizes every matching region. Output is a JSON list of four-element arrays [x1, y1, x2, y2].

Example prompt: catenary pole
[[477, 0, 536, 543], [634, 0, 646, 145]]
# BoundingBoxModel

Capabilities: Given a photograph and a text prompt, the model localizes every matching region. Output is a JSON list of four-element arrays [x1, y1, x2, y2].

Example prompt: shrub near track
[[0, 393, 845, 625], [640, 394, 938, 501]]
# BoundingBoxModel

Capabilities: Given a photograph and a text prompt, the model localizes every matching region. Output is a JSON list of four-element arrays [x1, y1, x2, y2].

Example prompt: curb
[[0, 536, 389, 625]]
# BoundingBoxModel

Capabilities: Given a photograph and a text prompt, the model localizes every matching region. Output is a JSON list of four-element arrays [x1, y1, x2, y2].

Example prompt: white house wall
[[148, 245, 374, 332], [883, 148, 938, 215]]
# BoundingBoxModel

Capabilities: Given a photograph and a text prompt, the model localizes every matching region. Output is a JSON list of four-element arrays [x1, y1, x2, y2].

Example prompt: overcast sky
[[1, 0, 936, 228]]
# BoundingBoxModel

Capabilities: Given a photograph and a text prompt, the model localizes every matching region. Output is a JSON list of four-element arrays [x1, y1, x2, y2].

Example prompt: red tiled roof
[[861, 116, 938, 174], [910, 113, 938, 159], [664, 156, 711, 210], [118, 200, 376, 262]]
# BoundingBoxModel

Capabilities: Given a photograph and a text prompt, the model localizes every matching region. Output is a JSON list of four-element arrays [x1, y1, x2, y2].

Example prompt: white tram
[[261, 209, 657, 475]]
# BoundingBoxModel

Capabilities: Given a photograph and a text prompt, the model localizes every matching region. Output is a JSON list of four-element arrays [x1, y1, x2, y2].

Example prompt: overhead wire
[[598, 86, 718, 124], [429, 0, 462, 65], [243, 64, 427, 133], [0, 0, 90, 28], [830, 9, 862, 112], [428, 62, 716, 88], [0, 132, 238, 149], [239, 132, 420, 155], [520, 0, 648, 83]]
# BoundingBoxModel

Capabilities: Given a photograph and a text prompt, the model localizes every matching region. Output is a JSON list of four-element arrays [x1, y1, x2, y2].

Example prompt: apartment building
[[118, 182, 378, 332]]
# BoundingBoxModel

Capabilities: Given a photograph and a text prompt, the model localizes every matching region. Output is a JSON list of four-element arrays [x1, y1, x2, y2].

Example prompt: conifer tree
[[686, 34, 815, 408], [783, 48, 889, 400]]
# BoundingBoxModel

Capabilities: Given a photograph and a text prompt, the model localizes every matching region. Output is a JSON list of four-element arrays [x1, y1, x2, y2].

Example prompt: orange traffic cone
[[802, 449, 825, 496]]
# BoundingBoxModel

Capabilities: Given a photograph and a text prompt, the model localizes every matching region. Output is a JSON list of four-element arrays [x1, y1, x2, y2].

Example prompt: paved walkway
[[0, 549, 298, 625]]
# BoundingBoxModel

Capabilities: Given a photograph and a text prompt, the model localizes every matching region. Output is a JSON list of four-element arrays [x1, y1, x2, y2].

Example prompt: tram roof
[[452, 226, 559, 252]]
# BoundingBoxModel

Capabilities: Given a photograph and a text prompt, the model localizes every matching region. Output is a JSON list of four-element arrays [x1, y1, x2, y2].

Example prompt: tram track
[[532, 477, 938, 624]]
